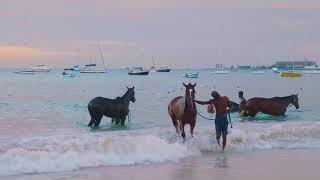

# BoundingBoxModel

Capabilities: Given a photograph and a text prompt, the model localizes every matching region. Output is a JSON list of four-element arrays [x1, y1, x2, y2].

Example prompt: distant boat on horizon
[[303, 70, 320, 74], [14, 71, 35, 74], [128, 70, 150, 75], [151, 57, 171, 72], [250, 70, 265, 74], [80, 43, 107, 73], [281, 71, 303, 77], [210, 70, 229, 74], [25, 65, 51, 73], [156, 67, 171, 72], [184, 72, 199, 78]]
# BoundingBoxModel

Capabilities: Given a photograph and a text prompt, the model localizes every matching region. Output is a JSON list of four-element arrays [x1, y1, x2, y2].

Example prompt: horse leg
[[120, 116, 126, 126], [115, 118, 120, 125], [88, 107, 98, 127], [88, 118, 94, 127], [111, 117, 116, 123], [93, 114, 103, 127], [170, 114, 179, 133], [180, 122, 186, 139], [190, 121, 195, 137]]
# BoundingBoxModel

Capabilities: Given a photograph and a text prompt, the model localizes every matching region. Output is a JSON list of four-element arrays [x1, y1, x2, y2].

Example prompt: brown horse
[[168, 83, 197, 139], [244, 94, 299, 117]]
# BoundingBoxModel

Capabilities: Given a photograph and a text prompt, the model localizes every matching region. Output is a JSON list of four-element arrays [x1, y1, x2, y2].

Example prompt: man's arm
[[194, 99, 213, 105]]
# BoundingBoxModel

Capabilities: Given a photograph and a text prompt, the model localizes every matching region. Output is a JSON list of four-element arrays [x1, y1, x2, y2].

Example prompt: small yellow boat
[[281, 71, 302, 77]]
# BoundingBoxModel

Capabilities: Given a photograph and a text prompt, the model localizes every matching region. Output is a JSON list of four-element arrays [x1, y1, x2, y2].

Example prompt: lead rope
[[197, 110, 233, 128]]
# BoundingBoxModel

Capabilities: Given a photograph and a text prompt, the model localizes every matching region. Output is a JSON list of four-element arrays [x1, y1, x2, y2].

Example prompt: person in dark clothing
[[239, 91, 247, 117], [194, 91, 231, 151]]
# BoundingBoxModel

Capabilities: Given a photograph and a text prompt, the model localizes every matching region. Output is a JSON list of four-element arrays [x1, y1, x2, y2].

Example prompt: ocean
[[0, 69, 319, 179]]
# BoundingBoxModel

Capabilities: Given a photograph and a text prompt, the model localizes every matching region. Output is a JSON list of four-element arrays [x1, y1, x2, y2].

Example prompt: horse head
[[183, 82, 196, 102], [291, 94, 299, 109], [126, 86, 136, 103]]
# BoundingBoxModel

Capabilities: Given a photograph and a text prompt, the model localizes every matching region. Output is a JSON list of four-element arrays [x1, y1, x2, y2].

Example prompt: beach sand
[[6, 149, 320, 180]]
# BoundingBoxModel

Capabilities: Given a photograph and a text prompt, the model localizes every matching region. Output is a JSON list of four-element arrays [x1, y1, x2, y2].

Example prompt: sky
[[0, 0, 319, 68]]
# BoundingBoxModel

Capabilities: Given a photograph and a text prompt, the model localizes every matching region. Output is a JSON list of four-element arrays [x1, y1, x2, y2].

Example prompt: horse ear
[[183, 83, 187, 87], [193, 83, 197, 87], [132, 86, 135, 90], [126, 86, 129, 90]]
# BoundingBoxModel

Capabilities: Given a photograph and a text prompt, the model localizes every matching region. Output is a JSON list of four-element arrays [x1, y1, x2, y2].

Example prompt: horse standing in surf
[[88, 87, 136, 127], [244, 94, 299, 117], [168, 83, 197, 139]]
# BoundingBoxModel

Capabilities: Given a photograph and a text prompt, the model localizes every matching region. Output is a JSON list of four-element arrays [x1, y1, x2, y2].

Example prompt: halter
[[288, 95, 298, 107]]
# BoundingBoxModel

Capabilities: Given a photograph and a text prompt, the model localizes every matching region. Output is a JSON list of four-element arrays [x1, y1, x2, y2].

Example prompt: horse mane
[[270, 95, 293, 102]]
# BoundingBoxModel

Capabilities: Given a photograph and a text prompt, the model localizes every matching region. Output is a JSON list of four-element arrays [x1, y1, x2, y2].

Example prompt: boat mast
[[98, 42, 106, 71], [152, 56, 156, 69], [77, 48, 80, 66], [89, 48, 91, 64]]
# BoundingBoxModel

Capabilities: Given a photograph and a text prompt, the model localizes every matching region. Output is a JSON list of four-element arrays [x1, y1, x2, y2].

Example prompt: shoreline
[[5, 149, 320, 180]]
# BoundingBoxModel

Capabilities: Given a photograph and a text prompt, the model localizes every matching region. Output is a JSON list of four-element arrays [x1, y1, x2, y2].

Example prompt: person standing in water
[[239, 91, 247, 117], [194, 91, 231, 151]]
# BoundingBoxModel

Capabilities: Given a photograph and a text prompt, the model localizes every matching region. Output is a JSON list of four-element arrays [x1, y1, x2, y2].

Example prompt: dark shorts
[[215, 115, 228, 136]]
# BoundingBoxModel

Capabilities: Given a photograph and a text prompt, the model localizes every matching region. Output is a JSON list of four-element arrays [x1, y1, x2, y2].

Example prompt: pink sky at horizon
[[0, 0, 319, 68]]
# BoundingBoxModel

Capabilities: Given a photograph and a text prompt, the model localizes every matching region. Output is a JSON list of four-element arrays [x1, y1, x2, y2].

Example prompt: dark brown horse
[[168, 83, 197, 139], [244, 94, 299, 117]]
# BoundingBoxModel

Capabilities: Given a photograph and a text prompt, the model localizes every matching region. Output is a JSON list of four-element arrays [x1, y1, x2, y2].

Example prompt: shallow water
[[0, 69, 319, 177]]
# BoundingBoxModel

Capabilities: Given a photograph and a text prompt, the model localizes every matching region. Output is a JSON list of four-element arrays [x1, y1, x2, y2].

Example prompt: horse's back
[[247, 97, 286, 116]]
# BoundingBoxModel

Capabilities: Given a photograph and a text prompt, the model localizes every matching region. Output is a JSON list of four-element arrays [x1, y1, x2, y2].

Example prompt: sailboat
[[151, 57, 171, 72], [62, 49, 80, 77], [80, 43, 107, 73]]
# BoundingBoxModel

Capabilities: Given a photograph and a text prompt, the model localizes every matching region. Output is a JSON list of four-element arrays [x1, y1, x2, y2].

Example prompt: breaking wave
[[0, 121, 320, 176]]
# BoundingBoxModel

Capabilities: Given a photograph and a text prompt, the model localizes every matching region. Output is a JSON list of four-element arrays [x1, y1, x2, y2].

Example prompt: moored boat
[[128, 70, 150, 75], [281, 71, 303, 77], [272, 68, 280, 73], [25, 65, 51, 72], [185, 72, 199, 78], [14, 71, 35, 74], [156, 67, 171, 72], [303, 70, 320, 74], [210, 70, 229, 74], [80, 64, 106, 73], [250, 70, 265, 74]]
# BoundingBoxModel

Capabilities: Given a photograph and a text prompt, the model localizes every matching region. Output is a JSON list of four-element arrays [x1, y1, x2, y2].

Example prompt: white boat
[[272, 68, 280, 73], [80, 43, 107, 73], [80, 64, 106, 73], [150, 58, 171, 72], [303, 65, 320, 70], [250, 70, 265, 74], [14, 71, 35, 74], [128, 70, 150, 75], [303, 70, 320, 74], [26, 65, 51, 72], [210, 70, 229, 74]]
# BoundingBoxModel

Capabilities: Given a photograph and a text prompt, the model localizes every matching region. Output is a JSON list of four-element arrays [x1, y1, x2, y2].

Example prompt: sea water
[[0, 69, 319, 177]]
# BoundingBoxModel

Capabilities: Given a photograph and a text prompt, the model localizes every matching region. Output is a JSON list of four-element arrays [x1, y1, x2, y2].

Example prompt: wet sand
[[5, 149, 320, 180]]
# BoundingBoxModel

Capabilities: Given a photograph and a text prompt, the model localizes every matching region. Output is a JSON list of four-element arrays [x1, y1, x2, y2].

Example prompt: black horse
[[88, 87, 136, 127]]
